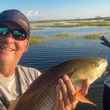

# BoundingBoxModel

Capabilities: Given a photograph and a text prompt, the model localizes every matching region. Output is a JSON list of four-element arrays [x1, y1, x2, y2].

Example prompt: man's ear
[[24, 38, 30, 53]]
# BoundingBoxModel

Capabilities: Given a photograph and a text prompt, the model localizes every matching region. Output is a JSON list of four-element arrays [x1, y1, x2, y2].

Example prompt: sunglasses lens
[[13, 30, 27, 40], [0, 27, 9, 36], [0, 27, 28, 40]]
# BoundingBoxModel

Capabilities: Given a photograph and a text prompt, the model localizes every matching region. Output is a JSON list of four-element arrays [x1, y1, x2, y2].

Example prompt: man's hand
[[54, 74, 89, 110]]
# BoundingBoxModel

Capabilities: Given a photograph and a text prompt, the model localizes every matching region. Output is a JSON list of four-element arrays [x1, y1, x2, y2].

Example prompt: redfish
[[15, 57, 108, 110]]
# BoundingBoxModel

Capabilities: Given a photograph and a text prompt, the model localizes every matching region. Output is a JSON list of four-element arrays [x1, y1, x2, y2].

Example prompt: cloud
[[23, 10, 58, 21], [23, 10, 39, 21]]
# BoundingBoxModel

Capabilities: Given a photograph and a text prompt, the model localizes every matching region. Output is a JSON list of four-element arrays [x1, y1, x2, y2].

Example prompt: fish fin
[[80, 79, 89, 95], [75, 91, 96, 106]]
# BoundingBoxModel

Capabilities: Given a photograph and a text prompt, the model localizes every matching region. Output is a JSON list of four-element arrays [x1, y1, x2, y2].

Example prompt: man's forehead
[[0, 22, 22, 30]]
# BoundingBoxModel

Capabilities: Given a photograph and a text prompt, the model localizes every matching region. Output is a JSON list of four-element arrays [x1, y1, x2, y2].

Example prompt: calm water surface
[[31, 26, 110, 37], [20, 39, 110, 70]]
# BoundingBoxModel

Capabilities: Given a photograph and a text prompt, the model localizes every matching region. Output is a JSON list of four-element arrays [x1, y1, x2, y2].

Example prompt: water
[[20, 37, 110, 70], [31, 26, 110, 37]]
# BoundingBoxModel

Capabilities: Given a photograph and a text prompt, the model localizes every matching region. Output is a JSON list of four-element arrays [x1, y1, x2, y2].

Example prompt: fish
[[14, 57, 108, 110]]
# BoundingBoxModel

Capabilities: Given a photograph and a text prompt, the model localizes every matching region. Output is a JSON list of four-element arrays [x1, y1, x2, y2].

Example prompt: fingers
[[55, 84, 65, 110], [63, 75, 76, 102], [63, 75, 79, 109], [55, 74, 78, 110], [58, 78, 71, 108]]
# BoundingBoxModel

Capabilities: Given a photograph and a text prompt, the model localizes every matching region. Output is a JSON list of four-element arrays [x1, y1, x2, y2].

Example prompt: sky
[[0, 0, 110, 21]]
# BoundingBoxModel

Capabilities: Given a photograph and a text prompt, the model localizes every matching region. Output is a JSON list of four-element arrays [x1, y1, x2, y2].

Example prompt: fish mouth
[[101, 58, 108, 68], [104, 65, 110, 74], [97, 58, 108, 75]]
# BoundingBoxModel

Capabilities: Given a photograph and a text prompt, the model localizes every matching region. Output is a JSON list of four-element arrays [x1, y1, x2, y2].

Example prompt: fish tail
[[75, 91, 96, 106]]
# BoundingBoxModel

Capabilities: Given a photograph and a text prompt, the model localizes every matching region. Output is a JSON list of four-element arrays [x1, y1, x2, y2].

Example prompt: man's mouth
[[0, 46, 16, 52]]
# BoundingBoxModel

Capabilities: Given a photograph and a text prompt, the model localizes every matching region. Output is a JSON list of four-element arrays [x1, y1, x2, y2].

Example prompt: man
[[0, 9, 88, 110]]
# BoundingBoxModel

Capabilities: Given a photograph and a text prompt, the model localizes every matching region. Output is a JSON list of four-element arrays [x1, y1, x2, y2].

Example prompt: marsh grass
[[30, 20, 110, 28], [30, 32, 103, 45], [29, 36, 46, 45], [84, 32, 103, 40], [48, 32, 103, 40]]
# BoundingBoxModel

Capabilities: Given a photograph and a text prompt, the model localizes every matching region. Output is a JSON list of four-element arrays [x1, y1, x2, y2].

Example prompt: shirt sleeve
[[0, 100, 7, 110], [17, 65, 43, 94], [0, 94, 10, 110]]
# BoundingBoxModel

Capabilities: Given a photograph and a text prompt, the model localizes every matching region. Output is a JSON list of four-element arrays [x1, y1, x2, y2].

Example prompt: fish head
[[71, 58, 108, 106], [84, 57, 108, 85], [69, 57, 108, 86], [92, 58, 108, 76]]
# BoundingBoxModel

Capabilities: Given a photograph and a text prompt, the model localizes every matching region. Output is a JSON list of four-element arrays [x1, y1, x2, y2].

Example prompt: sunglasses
[[0, 27, 29, 40]]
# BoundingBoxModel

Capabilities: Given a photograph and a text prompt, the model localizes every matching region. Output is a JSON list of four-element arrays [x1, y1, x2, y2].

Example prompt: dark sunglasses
[[0, 27, 29, 40]]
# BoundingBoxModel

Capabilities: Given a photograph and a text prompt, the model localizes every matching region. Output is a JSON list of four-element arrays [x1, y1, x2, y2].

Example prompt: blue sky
[[0, 0, 110, 21]]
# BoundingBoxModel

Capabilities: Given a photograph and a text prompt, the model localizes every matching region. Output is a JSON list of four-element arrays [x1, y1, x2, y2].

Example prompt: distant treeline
[[30, 17, 110, 29]]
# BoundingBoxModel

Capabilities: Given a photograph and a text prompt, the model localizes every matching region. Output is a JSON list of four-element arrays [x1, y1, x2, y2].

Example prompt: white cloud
[[23, 10, 58, 21], [23, 10, 39, 21]]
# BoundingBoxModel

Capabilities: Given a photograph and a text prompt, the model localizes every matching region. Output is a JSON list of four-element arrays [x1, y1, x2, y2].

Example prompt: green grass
[[84, 32, 103, 40], [29, 36, 46, 45], [29, 32, 103, 45], [30, 20, 110, 28], [50, 32, 103, 40]]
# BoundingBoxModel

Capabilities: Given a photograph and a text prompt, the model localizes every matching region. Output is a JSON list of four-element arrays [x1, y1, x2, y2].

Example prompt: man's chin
[[0, 55, 16, 66], [0, 51, 15, 58], [0, 59, 15, 69]]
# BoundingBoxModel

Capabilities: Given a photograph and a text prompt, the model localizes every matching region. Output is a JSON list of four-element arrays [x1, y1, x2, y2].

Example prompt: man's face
[[0, 23, 29, 67]]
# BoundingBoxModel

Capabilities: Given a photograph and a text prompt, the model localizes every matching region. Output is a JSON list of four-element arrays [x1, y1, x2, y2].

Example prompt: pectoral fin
[[75, 91, 96, 106]]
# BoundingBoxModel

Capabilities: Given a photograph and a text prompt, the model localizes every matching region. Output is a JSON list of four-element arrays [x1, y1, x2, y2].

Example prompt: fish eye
[[95, 63, 99, 67]]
